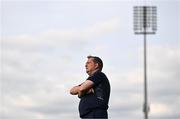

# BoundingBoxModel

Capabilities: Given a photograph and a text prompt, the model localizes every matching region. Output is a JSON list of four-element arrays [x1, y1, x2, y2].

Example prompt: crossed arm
[[70, 80, 94, 97]]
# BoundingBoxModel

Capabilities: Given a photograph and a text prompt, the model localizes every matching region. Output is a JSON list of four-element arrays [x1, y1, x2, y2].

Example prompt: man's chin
[[86, 71, 91, 75]]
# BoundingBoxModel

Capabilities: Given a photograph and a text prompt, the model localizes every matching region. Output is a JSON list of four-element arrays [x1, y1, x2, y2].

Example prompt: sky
[[0, 0, 180, 119]]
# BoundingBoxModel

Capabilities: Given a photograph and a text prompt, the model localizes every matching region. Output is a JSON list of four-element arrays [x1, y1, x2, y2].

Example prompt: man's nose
[[86, 63, 89, 67]]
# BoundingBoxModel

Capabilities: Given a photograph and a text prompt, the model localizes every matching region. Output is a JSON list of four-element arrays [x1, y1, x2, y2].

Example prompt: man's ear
[[95, 63, 99, 69]]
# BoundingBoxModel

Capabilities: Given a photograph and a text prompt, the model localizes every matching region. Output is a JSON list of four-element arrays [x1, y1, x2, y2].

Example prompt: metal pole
[[134, 6, 157, 119], [143, 6, 148, 119], [143, 32, 148, 119]]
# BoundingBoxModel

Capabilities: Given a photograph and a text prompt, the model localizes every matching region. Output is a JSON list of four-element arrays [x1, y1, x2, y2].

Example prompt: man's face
[[85, 58, 98, 74]]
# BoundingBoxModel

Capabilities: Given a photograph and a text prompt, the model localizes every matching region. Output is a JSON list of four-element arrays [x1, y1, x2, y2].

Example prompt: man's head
[[85, 55, 103, 75]]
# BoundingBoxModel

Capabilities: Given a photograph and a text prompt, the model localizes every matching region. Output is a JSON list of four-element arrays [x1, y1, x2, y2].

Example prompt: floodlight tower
[[133, 6, 157, 119]]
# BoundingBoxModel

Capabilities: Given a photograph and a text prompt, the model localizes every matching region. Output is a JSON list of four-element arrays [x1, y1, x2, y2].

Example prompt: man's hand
[[70, 80, 94, 97], [70, 86, 80, 95], [86, 88, 94, 94]]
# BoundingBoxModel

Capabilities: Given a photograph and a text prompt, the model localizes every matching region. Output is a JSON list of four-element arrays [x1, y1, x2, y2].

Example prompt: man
[[70, 56, 111, 119]]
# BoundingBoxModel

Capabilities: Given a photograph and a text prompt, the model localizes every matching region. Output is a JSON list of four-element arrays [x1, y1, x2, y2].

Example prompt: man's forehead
[[87, 58, 94, 62]]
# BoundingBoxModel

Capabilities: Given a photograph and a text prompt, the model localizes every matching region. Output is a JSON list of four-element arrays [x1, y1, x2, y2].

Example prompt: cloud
[[107, 44, 180, 119], [150, 103, 172, 116], [1, 32, 179, 119], [4, 17, 121, 51], [1, 1, 179, 119]]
